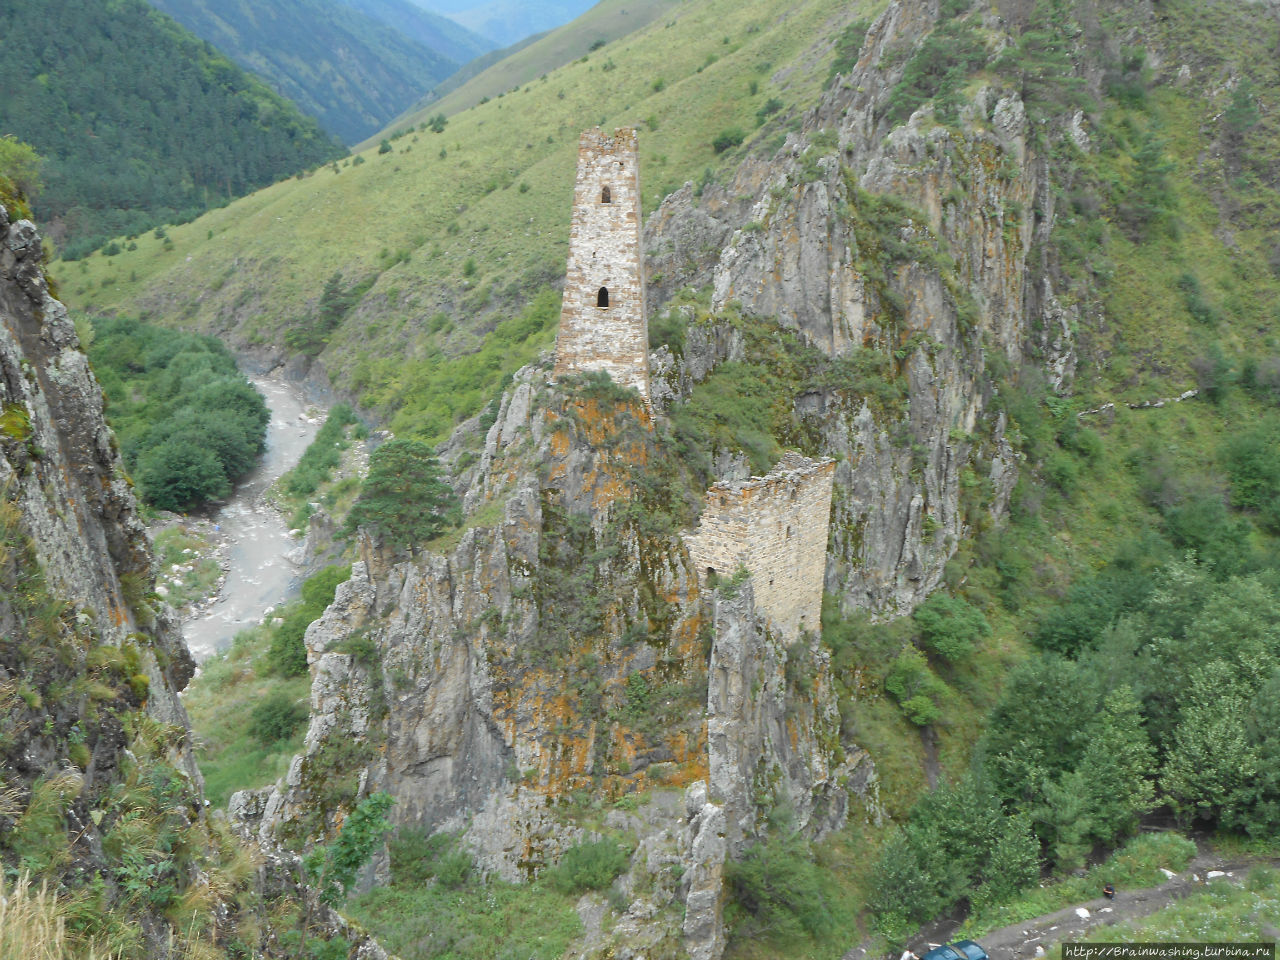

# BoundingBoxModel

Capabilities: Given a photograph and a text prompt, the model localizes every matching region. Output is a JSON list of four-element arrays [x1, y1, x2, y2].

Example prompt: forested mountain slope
[[146, 0, 491, 143], [0, 0, 345, 259]]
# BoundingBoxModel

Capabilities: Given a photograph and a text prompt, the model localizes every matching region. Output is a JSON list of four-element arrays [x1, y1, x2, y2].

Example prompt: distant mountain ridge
[[340, 0, 494, 60], [145, 0, 493, 143], [410, 0, 598, 48]]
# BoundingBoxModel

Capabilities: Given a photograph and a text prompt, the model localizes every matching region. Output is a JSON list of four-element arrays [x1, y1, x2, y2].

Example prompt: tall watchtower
[[553, 127, 649, 402]]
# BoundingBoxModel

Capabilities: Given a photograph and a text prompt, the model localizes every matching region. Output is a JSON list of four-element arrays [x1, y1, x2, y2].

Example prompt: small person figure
[[1103, 882, 1116, 900]]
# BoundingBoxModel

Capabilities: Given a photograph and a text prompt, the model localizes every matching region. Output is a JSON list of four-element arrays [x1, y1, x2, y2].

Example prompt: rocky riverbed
[[179, 374, 324, 662]]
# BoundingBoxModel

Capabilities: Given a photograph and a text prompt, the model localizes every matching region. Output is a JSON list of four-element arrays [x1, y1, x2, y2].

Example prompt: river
[[183, 375, 323, 662]]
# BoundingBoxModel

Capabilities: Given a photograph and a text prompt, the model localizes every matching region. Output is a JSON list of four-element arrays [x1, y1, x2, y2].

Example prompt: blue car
[[921, 941, 990, 960]]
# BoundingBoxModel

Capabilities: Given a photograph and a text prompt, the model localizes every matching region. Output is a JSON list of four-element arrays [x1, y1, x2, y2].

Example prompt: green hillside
[[145, 0, 482, 144], [0, 0, 344, 259], [377, 0, 680, 135], [61, 0, 875, 438]]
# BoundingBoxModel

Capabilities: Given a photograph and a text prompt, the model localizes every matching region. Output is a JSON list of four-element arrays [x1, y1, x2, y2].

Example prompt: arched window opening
[[706, 566, 716, 579], [597, 287, 610, 308], [601, 185, 612, 203]]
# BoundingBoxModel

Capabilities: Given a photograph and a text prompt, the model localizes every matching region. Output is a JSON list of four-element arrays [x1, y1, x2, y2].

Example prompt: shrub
[[912, 593, 990, 663], [389, 829, 473, 889], [546, 840, 629, 894], [0, 135, 42, 199], [827, 19, 870, 82], [344, 439, 458, 549], [756, 97, 784, 124], [883, 647, 947, 725], [712, 127, 746, 153], [1222, 418, 1280, 527], [266, 565, 352, 676], [249, 690, 308, 744], [887, 19, 987, 125], [727, 829, 836, 942]]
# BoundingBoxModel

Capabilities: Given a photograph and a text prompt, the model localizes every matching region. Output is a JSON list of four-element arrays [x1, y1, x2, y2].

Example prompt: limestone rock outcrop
[[0, 205, 196, 766], [235, 364, 863, 959], [644, 0, 1067, 615]]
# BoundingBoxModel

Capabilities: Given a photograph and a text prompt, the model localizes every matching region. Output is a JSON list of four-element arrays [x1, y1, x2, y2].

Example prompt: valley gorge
[[7, 0, 1280, 956]]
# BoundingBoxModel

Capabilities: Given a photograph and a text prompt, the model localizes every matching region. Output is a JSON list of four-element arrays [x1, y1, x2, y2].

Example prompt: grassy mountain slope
[[403, 28, 551, 118], [370, 0, 679, 148], [380, 0, 680, 129], [144, 0, 478, 143], [62, 0, 879, 439], [0, 0, 344, 257]]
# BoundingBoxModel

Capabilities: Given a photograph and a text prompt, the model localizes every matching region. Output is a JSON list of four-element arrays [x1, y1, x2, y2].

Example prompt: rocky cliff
[[235, 365, 869, 958], [0, 200, 213, 954], [0, 201, 390, 959], [646, 0, 1078, 614]]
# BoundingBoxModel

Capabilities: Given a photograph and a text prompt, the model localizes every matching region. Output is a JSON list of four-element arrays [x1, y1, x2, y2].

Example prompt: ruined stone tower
[[685, 453, 836, 640], [553, 127, 649, 401]]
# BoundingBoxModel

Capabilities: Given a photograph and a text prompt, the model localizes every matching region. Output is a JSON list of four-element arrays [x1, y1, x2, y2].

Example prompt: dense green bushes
[[726, 823, 838, 942], [886, 18, 988, 125], [871, 777, 1039, 939], [389, 829, 473, 889], [249, 690, 309, 745], [545, 839, 630, 895], [89, 316, 268, 511]]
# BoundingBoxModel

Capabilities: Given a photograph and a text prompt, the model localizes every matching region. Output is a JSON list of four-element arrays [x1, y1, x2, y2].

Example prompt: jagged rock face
[[0, 206, 195, 747], [645, 0, 1074, 614], [238, 366, 860, 959], [706, 581, 870, 852]]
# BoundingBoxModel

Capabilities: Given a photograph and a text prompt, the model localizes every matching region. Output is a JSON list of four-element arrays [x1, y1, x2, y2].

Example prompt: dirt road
[[845, 849, 1280, 960]]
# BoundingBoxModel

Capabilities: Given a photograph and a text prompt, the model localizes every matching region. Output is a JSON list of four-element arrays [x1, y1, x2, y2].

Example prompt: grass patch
[[183, 625, 312, 808], [346, 846, 582, 960]]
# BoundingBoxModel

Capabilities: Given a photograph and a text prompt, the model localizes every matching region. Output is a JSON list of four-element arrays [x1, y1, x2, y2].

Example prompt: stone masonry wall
[[685, 453, 835, 640], [553, 127, 649, 400]]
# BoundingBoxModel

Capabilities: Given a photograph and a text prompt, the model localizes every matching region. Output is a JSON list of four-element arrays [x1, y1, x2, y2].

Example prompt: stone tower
[[553, 127, 649, 402], [685, 453, 836, 640]]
